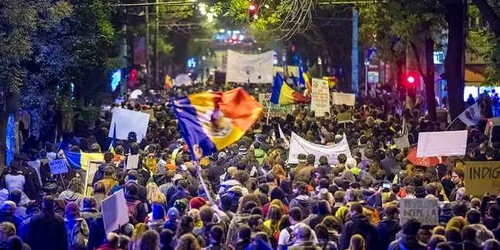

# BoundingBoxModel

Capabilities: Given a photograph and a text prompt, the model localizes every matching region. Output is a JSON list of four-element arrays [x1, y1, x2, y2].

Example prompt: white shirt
[[278, 222, 319, 246]]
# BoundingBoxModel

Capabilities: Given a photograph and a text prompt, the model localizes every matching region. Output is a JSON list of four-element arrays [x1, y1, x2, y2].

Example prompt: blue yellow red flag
[[172, 88, 263, 160], [271, 73, 310, 105]]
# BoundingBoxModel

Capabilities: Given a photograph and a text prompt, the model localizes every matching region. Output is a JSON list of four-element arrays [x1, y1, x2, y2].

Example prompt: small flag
[[270, 73, 309, 105], [458, 103, 482, 126], [109, 123, 117, 154]]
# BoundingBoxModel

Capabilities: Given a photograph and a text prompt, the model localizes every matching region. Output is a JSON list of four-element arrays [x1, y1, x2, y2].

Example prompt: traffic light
[[249, 3, 258, 20], [407, 76, 415, 84], [405, 72, 419, 87]]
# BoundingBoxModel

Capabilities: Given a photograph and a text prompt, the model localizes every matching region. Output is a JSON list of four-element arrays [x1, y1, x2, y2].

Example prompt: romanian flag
[[64, 151, 104, 171], [165, 75, 172, 89], [172, 88, 263, 160], [271, 73, 309, 105]]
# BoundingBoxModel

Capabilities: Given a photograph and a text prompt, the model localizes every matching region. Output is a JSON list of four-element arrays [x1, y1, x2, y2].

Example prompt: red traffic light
[[407, 76, 415, 84]]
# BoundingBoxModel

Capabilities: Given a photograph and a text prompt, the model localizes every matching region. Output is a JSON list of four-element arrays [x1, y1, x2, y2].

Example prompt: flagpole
[[194, 160, 215, 205], [266, 103, 272, 125], [445, 116, 460, 131]]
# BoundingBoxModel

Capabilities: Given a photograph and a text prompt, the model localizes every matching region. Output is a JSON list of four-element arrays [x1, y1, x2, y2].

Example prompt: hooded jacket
[[290, 195, 312, 218], [339, 214, 380, 250]]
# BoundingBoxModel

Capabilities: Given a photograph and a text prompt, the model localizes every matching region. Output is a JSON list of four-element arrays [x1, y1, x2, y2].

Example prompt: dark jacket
[[87, 217, 106, 250], [91, 163, 108, 187], [126, 195, 148, 225], [167, 190, 192, 209], [26, 211, 68, 250], [376, 219, 401, 250], [0, 212, 23, 232], [339, 214, 380, 250], [20, 163, 41, 200], [388, 235, 426, 250], [463, 240, 481, 250], [289, 195, 312, 218]]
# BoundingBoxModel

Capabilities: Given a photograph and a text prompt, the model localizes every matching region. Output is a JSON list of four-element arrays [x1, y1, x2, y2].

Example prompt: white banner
[[288, 132, 351, 165], [311, 78, 330, 117], [109, 108, 150, 143], [331, 92, 355, 106], [226, 50, 274, 84], [417, 130, 468, 157]]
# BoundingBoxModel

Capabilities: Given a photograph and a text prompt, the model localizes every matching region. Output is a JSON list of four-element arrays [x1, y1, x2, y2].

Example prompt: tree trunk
[[471, 0, 500, 39], [445, 0, 467, 124], [424, 37, 437, 121]]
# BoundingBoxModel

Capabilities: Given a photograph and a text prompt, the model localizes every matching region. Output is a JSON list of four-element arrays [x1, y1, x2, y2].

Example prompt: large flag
[[458, 103, 482, 126], [270, 73, 309, 105], [63, 151, 104, 171], [226, 50, 274, 83], [172, 88, 263, 160]]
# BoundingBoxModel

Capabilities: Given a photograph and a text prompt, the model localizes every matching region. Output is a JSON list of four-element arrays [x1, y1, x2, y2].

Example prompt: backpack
[[127, 200, 141, 224], [284, 227, 296, 246], [68, 220, 88, 249]]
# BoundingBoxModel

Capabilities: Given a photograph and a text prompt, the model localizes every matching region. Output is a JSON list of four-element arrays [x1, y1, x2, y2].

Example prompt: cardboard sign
[[394, 135, 410, 149], [84, 160, 104, 195], [311, 78, 330, 117], [336, 112, 352, 123], [464, 161, 500, 196], [258, 93, 295, 117], [49, 159, 68, 175], [109, 108, 150, 143], [331, 92, 355, 106], [102, 189, 129, 234], [287, 132, 351, 165], [400, 198, 439, 226], [417, 130, 468, 157], [126, 154, 140, 170]]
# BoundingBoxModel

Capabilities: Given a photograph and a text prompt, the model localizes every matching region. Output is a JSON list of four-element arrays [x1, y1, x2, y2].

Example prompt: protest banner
[[126, 154, 140, 170], [49, 159, 68, 175], [336, 112, 352, 124], [400, 198, 439, 226], [394, 135, 410, 149], [102, 189, 129, 234], [311, 78, 330, 117], [84, 160, 104, 195], [109, 108, 150, 143], [464, 161, 500, 196], [226, 50, 274, 83], [288, 132, 351, 165], [258, 93, 295, 117], [331, 92, 355, 106], [416, 130, 467, 157]]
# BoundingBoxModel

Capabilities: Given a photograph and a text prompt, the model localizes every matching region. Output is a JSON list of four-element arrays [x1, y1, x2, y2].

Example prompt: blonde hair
[[132, 223, 149, 242], [176, 233, 201, 250], [146, 182, 166, 205], [446, 216, 467, 231], [349, 234, 365, 250], [0, 222, 16, 241]]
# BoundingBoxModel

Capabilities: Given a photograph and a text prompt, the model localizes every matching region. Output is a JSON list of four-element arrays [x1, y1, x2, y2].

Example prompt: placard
[[464, 161, 500, 196], [288, 132, 351, 165], [331, 92, 355, 106], [394, 135, 410, 149], [400, 198, 439, 226], [337, 112, 352, 123], [417, 130, 468, 157], [258, 93, 295, 117], [311, 78, 330, 117], [102, 189, 129, 234], [226, 50, 274, 84], [84, 160, 104, 195], [126, 154, 140, 170], [109, 108, 150, 143], [49, 159, 68, 175]]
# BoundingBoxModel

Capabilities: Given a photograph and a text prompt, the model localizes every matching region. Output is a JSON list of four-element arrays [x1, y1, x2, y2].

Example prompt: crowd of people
[[0, 85, 499, 250]]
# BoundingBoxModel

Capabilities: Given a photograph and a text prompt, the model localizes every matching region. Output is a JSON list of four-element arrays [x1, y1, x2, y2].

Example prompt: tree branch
[[409, 41, 427, 78], [471, 0, 500, 39]]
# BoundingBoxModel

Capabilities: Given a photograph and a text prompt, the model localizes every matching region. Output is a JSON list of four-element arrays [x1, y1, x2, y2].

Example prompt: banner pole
[[266, 103, 271, 125], [445, 116, 460, 131], [194, 161, 215, 205]]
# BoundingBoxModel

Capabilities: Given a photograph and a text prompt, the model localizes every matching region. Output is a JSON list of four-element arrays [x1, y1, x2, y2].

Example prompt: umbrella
[[406, 147, 446, 167]]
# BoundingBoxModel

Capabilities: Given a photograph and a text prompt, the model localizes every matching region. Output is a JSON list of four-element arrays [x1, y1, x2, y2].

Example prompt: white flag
[[226, 50, 274, 84], [458, 103, 482, 126], [278, 124, 289, 146]]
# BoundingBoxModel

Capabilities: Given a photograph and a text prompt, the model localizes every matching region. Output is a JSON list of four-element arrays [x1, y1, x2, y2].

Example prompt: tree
[[0, 0, 72, 167]]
